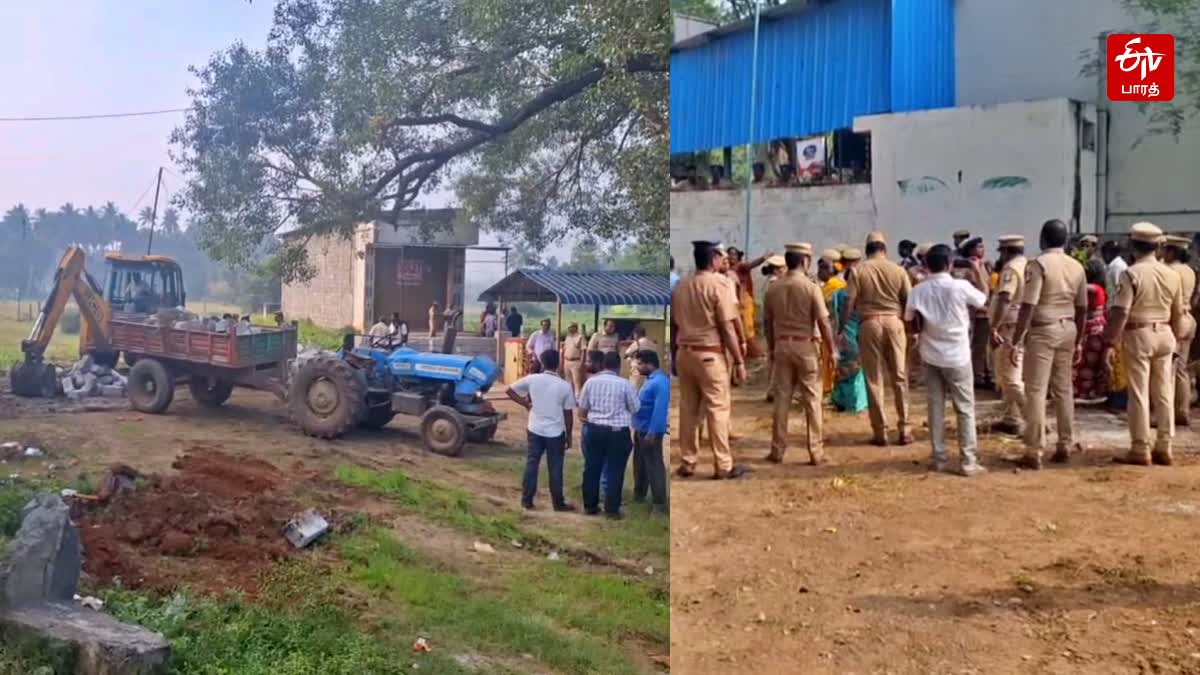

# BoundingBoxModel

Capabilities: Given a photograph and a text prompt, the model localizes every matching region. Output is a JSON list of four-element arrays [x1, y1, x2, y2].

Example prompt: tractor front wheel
[[289, 355, 366, 439], [421, 406, 467, 456], [127, 359, 175, 414]]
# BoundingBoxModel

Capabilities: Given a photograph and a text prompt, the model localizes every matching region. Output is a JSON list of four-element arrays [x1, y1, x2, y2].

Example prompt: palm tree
[[138, 206, 155, 229]]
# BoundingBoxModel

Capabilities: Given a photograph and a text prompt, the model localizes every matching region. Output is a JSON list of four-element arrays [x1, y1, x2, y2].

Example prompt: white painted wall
[[856, 98, 1089, 252], [954, 0, 1200, 234], [669, 184, 877, 274]]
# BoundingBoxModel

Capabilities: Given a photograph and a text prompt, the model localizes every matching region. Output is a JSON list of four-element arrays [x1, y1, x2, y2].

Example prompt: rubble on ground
[[1, 441, 46, 463], [57, 355, 127, 401], [0, 493, 170, 674]]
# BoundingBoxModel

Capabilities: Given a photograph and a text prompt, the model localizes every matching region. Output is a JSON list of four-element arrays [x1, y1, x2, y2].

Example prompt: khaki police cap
[[1164, 235, 1190, 249], [1129, 222, 1164, 244], [834, 243, 850, 254], [820, 248, 842, 263], [915, 243, 932, 257], [953, 229, 971, 239], [997, 235, 1025, 249], [841, 247, 864, 262], [765, 255, 786, 268], [1079, 234, 1099, 245], [865, 231, 886, 245], [785, 242, 813, 255]]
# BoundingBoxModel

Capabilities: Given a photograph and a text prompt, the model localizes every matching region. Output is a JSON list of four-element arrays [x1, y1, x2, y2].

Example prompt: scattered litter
[[96, 464, 141, 504], [60, 489, 79, 498], [411, 637, 432, 653], [547, 551, 561, 561], [0, 441, 19, 451], [822, 526, 838, 534], [73, 594, 105, 611], [510, 540, 524, 549], [831, 476, 847, 489], [472, 541, 496, 554], [756, 612, 767, 623], [644, 566, 654, 576], [283, 509, 330, 549], [24, 447, 43, 458]]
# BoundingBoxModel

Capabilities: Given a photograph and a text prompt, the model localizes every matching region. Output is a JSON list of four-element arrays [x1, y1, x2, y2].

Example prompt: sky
[[0, 1, 522, 269]]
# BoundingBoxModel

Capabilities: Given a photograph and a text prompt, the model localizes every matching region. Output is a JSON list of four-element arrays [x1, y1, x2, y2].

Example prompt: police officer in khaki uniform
[[1008, 219, 1087, 469], [764, 247, 836, 465], [762, 254, 787, 403], [841, 231, 913, 445], [560, 322, 587, 396], [1163, 235, 1196, 425], [624, 325, 657, 391], [588, 319, 621, 355], [988, 235, 1028, 434], [670, 240, 749, 479], [1104, 223, 1186, 465]]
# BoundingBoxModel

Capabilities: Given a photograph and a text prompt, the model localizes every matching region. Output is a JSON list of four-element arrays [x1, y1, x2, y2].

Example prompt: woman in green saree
[[829, 253, 869, 413]]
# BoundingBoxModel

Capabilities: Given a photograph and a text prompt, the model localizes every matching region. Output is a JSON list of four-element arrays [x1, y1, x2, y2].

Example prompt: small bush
[[60, 310, 81, 335]]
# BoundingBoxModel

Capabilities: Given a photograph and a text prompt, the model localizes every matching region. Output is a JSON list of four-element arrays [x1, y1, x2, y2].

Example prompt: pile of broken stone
[[58, 355, 127, 401]]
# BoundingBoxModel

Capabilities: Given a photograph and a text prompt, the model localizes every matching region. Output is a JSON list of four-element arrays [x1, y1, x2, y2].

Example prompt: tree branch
[[387, 113, 501, 133]]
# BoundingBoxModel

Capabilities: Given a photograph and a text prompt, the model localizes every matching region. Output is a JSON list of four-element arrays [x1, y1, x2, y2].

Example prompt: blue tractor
[[287, 332, 505, 456]]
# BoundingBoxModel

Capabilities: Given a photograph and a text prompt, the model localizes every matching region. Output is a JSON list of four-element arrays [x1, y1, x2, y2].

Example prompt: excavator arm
[[11, 246, 113, 397]]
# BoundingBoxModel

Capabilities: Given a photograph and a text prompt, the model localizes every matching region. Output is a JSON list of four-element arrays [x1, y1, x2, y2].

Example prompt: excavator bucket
[[10, 361, 59, 398]]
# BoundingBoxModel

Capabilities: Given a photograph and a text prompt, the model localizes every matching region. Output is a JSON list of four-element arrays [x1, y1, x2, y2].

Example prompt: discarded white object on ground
[[24, 447, 43, 458], [282, 509, 330, 548], [472, 541, 496, 554], [547, 551, 561, 561], [73, 594, 105, 611], [60, 489, 79, 498]]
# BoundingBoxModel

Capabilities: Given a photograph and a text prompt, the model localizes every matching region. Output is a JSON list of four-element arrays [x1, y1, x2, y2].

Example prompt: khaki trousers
[[993, 323, 1025, 425], [677, 349, 734, 473], [1125, 325, 1176, 454], [1174, 315, 1196, 423], [766, 350, 777, 399], [564, 359, 585, 397], [770, 340, 823, 461], [1021, 320, 1077, 453], [859, 315, 911, 439]]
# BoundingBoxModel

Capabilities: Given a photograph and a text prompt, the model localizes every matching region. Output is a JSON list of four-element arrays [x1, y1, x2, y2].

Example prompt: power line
[[0, 107, 188, 122]]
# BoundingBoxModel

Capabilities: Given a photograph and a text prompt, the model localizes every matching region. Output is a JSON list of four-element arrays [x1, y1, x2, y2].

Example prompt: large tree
[[172, 0, 669, 281]]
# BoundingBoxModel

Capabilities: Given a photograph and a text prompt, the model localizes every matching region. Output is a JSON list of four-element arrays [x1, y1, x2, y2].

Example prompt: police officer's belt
[[1126, 321, 1168, 330], [679, 345, 724, 353], [861, 312, 900, 321], [776, 335, 818, 342], [1031, 317, 1072, 327]]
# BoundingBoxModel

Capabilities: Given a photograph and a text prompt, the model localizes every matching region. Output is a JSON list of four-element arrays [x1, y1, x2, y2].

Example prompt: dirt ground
[[670, 371, 1200, 675]]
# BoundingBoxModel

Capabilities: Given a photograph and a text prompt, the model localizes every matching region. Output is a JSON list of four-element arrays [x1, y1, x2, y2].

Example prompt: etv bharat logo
[[1107, 34, 1175, 101]]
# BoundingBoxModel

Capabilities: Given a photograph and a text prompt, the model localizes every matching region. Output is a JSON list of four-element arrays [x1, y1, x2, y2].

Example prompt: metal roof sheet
[[478, 269, 670, 307], [668, 0, 955, 154]]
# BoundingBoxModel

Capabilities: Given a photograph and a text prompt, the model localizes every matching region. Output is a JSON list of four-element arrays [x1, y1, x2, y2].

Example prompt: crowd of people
[[670, 219, 1197, 478]]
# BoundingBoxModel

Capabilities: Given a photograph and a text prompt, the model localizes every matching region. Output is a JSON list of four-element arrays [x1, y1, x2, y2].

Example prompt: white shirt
[[904, 272, 988, 369], [510, 373, 576, 438], [526, 330, 557, 357], [1105, 256, 1128, 308]]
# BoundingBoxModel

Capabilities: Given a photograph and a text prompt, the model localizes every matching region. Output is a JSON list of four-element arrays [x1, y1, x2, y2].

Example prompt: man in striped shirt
[[578, 351, 640, 519]]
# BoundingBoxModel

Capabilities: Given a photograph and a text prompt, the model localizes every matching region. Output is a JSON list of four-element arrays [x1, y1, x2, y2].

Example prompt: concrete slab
[[0, 602, 168, 675]]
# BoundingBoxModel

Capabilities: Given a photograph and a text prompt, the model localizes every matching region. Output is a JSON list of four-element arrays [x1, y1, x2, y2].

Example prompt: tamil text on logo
[[1106, 34, 1175, 102]]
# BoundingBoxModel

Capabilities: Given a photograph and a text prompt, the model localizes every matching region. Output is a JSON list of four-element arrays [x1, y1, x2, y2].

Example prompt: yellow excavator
[[10, 246, 186, 397]]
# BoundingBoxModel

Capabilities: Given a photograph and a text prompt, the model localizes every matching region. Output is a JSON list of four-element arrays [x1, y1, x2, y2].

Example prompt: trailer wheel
[[189, 376, 234, 408], [421, 406, 467, 456], [128, 359, 175, 414], [289, 355, 366, 439]]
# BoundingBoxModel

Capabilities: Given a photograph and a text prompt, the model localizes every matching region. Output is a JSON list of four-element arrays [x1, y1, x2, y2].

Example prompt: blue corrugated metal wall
[[890, 0, 955, 112], [669, 0, 955, 155]]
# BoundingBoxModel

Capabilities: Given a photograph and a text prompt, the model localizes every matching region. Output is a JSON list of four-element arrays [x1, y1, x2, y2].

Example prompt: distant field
[[0, 300, 78, 369]]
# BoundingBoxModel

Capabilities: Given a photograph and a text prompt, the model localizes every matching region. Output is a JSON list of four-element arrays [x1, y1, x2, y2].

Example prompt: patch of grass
[[0, 644, 55, 675], [104, 559, 475, 675], [0, 301, 78, 367], [335, 465, 525, 543], [339, 527, 658, 675]]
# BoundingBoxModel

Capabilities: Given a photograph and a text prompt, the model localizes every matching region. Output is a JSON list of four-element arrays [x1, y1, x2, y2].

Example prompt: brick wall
[[282, 236, 356, 329], [670, 184, 878, 276]]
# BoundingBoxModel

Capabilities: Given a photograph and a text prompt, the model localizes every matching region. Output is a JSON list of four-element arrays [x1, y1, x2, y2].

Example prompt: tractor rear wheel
[[289, 355, 366, 439], [10, 362, 58, 398], [189, 376, 234, 408], [421, 406, 467, 456], [127, 359, 175, 414]]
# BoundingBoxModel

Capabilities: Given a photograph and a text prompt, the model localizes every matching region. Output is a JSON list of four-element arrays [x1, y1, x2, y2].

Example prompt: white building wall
[[954, 0, 1200, 234], [669, 184, 877, 275], [856, 98, 1088, 251]]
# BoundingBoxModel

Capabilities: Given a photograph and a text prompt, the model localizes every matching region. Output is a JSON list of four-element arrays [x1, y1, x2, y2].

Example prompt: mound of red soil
[[78, 447, 305, 597]]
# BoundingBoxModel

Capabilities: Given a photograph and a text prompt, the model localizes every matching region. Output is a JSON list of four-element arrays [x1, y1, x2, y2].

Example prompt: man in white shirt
[[506, 349, 577, 512], [1101, 239, 1128, 308], [904, 244, 989, 477], [526, 319, 557, 373], [363, 317, 392, 347]]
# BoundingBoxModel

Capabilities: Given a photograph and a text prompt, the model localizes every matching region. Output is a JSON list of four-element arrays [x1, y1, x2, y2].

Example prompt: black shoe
[[651, 504, 669, 515], [632, 496, 647, 504], [713, 465, 750, 480], [553, 502, 578, 513], [584, 508, 601, 516], [521, 501, 535, 510], [604, 512, 624, 521]]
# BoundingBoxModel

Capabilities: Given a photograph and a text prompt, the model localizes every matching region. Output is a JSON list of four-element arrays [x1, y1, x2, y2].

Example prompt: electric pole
[[146, 167, 164, 255]]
